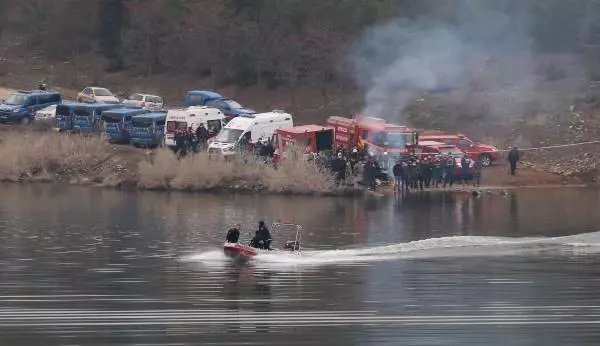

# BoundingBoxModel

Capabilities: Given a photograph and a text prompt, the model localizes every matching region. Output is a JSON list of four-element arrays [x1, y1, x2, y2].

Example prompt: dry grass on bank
[[0, 131, 110, 182], [138, 148, 338, 194], [0, 131, 342, 194]]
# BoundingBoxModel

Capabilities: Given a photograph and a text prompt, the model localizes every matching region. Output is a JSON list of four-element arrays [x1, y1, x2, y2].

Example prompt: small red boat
[[223, 242, 259, 260], [223, 222, 302, 261]]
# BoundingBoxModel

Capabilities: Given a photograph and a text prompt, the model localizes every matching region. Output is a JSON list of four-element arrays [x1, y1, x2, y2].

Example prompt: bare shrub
[[0, 132, 344, 195], [136, 147, 337, 194], [170, 154, 227, 190], [137, 149, 179, 189], [0, 131, 109, 181], [265, 145, 336, 194]]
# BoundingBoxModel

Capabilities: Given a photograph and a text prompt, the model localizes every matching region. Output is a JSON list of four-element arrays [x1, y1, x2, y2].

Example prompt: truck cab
[[326, 115, 417, 155], [184, 90, 223, 107]]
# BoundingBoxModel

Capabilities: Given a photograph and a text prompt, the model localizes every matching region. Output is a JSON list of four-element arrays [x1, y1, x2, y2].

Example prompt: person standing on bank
[[507, 147, 520, 176]]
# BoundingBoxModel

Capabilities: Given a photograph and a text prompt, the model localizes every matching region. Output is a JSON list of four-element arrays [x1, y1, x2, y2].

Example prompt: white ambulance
[[208, 110, 294, 156], [164, 106, 225, 148]]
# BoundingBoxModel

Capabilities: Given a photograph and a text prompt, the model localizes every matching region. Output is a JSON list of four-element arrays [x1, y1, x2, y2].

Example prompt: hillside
[[1, 0, 600, 181]]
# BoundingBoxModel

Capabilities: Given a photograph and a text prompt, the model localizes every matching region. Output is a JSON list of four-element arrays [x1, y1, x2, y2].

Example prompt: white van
[[164, 106, 225, 148], [208, 111, 294, 156]]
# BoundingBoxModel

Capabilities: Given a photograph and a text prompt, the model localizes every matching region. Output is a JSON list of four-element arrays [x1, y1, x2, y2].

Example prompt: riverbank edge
[[2, 176, 592, 198], [0, 177, 365, 197]]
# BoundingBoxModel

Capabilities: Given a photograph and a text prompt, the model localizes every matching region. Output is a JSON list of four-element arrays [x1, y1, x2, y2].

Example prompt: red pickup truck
[[418, 134, 499, 167]]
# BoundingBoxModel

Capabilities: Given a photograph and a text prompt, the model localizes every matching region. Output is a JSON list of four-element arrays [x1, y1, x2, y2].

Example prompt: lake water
[[1, 184, 600, 345]]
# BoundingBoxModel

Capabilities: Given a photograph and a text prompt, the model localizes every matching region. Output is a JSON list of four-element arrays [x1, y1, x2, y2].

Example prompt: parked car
[[76, 87, 120, 104], [34, 104, 58, 120], [205, 98, 255, 119], [418, 133, 499, 167], [0, 90, 62, 124], [122, 93, 164, 110], [417, 140, 474, 176]]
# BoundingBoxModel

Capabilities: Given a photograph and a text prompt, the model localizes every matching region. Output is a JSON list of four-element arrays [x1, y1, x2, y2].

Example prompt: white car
[[122, 93, 164, 110], [34, 104, 57, 120]]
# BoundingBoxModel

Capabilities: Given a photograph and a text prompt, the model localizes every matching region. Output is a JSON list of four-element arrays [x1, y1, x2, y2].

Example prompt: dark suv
[[0, 90, 62, 124]]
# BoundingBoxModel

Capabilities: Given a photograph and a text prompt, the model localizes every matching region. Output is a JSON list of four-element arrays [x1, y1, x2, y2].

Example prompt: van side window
[[444, 139, 453, 145], [83, 88, 92, 95]]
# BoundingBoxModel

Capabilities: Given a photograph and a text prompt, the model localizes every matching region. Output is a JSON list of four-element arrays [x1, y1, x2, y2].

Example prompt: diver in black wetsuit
[[250, 221, 272, 250], [226, 224, 240, 243]]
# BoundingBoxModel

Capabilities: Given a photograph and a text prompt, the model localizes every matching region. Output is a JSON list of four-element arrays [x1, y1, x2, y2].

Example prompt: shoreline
[[0, 125, 591, 197], [1, 174, 592, 199]]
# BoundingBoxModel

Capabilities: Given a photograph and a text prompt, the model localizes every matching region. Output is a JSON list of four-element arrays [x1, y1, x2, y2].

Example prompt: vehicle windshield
[[73, 107, 92, 117], [187, 95, 203, 104], [132, 118, 153, 128], [4, 94, 30, 105], [94, 88, 113, 97], [383, 132, 412, 148], [146, 96, 162, 103], [215, 128, 243, 143], [56, 105, 72, 116], [103, 114, 124, 123], [224, 100, 242, 109]]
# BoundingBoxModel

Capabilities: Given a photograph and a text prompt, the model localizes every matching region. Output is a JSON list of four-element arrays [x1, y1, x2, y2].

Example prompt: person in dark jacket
[[443, 155, 455, 188], [507, 147, 520, 175], [460, 154, 471, 185], [331, 152, 347, 185], [195, 123, 210, 152], [432, 155, 443, 188], [392, 161, 403, 192], [174, 128, 187, 158], [349, 148, 359, 176], [363, 158, 375, 191], [226, 224, 240, 243], [251, 221, 273, 250], [420, 157, 432, 189]]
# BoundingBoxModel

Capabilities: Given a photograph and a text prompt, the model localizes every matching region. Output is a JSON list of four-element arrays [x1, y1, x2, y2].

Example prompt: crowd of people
[[389, 153, 483, 192], [172, 124, 210, 158], [172, 128, 523, 191]]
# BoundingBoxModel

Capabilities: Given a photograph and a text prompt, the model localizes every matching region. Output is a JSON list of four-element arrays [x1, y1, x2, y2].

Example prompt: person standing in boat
[[226, 224, 241, 243]]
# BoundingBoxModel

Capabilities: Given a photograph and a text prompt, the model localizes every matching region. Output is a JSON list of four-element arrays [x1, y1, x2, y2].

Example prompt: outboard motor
[[284, 241, 300, 251]]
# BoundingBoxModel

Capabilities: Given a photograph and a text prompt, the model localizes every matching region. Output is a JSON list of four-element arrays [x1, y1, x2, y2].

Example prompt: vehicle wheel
[[479, 154, 492, 167]]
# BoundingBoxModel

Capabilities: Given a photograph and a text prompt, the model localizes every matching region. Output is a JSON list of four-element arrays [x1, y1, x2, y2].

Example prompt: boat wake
[[181, 231, 600, 269]]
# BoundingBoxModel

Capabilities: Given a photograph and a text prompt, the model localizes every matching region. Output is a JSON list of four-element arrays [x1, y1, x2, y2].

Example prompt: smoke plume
[[347, 1, 535, 124]]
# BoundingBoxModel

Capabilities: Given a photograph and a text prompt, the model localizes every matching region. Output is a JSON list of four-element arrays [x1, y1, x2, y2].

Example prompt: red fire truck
[[273, 125, 334, 154], [326, 115, 418, 155]]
